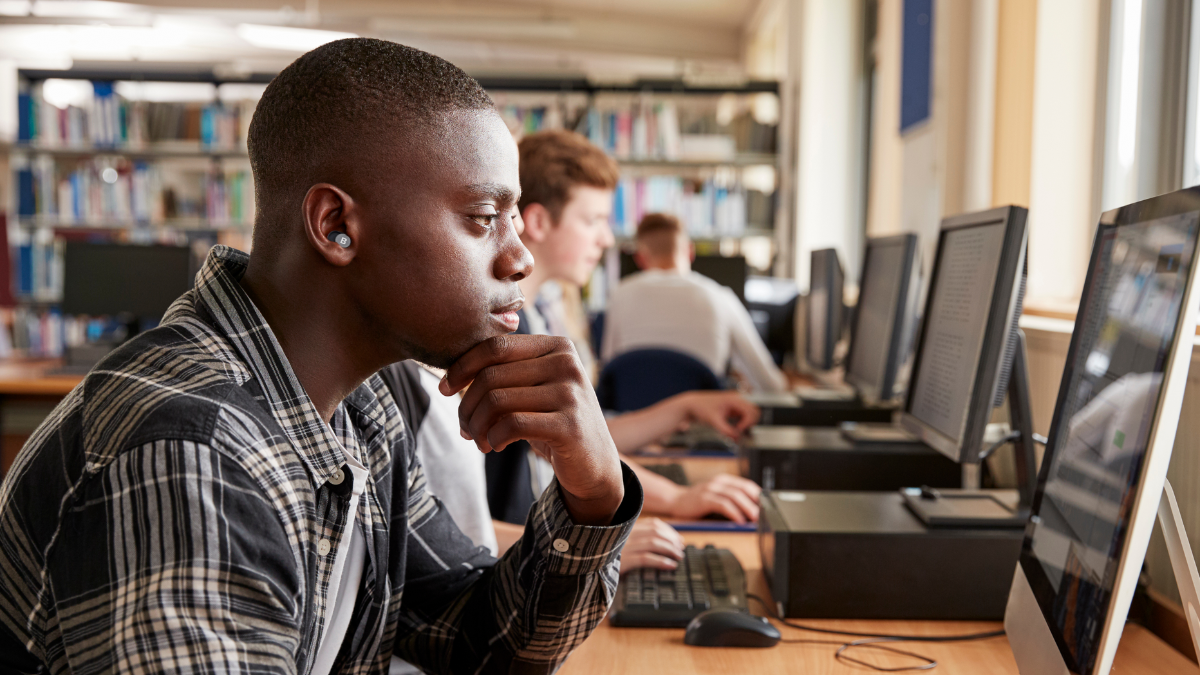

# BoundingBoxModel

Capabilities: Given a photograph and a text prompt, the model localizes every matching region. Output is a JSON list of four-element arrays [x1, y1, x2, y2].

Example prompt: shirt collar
[[178, 245, 380, 484]]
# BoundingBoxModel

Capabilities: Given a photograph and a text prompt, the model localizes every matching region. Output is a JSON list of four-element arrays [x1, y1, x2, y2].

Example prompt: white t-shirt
[[412, 367, 499, 555], [313, 406, 370, 675], [602, 269, 788, 393]]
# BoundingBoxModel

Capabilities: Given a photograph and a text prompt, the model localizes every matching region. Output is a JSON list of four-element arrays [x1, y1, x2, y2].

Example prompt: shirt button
[[552, 538, 570, 553], [329, 468, 345, 486], [317, 539, 332, 556]]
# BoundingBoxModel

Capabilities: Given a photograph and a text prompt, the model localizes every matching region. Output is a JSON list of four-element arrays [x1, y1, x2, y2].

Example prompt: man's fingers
[[651, 519, 685, 548], [463, 385, 566, 451], [482, 411, 574, 455], [732, 403, 762, 431], [441, 334, 569, 395], [457, 352, 579, 429], [721, 487, 760, 522], [627, 533, 684, 560], [706, 416, 741, 439], [704, 494, 747, 524], [621, 552, 680, 574], [713, 473, 763, 499]]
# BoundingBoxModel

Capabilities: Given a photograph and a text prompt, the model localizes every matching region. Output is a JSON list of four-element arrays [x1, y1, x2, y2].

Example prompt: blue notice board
[[900, 0, 934, 133]]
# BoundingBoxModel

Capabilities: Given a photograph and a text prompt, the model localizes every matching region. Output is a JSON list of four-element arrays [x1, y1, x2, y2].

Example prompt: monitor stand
[[1158, 478, 1200, 660], [902, 330, 1039, 528]]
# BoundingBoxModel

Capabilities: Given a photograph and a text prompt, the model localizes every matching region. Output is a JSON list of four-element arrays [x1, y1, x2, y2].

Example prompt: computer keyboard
[[610, 544, 748, 627], [665, 425, 737, 453]]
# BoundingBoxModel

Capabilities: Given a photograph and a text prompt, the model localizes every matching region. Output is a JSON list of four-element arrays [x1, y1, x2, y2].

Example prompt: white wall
[[793, 0, 865, 292]]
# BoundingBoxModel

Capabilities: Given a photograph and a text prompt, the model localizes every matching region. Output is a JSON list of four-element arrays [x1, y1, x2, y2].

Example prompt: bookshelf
[[4, 68, 784, 357]]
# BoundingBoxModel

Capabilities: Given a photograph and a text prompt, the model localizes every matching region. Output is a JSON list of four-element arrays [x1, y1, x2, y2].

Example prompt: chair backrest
[[596, 348, 722, 412]]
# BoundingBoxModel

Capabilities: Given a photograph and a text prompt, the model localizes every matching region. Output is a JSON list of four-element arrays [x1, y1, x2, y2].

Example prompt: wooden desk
[[592, 456, 1199, 675], [0, 359, 81, 476], [0, 359, 81, 396], [560, 531, 1197, 675]]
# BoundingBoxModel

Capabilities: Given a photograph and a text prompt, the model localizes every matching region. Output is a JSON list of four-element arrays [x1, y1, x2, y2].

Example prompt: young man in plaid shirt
[[0, 38, 640, 674]]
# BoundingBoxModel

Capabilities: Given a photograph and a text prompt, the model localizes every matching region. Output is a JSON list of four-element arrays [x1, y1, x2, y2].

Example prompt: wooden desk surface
[[560, 531, 1197, 675], [0, 359, 81, 396], [578, 458, 1200, 675]]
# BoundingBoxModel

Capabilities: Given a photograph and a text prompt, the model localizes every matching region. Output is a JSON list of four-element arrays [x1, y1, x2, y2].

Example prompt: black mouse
[[683, 609, 781, 648]]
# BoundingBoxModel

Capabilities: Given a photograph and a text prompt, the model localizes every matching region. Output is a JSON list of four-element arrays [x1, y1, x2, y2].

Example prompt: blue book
[[17, 169, 35, 216], [17, 93, 32, 142], [17, 244, 32, 296]]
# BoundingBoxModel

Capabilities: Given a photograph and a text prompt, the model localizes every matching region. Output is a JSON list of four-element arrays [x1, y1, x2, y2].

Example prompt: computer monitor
[[692, 255, 748, 304], [899, 206, 1028, 464], [61, 242, 193, 320], [1006, 188, 1200, 675], [806, 248, 844, 371], [745, 275, 799, 364], [843, 234, 920, 405], [619, 250, 748, 304]]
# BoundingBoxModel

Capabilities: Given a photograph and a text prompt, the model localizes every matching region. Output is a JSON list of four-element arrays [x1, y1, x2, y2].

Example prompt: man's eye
[[471, 214, 498, 228]]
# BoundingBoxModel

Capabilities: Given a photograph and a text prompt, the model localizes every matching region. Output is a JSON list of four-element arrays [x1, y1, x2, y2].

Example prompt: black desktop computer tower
[[755, 399, 895, 427], [739, 427, 961, 491], [758, 490, 1023, 620]]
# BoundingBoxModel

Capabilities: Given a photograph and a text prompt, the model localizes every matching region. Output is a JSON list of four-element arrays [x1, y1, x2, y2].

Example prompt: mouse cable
[[748, 594, 1003, 672], [749, 595, 940, 671], [747, 594, 1005, 643]]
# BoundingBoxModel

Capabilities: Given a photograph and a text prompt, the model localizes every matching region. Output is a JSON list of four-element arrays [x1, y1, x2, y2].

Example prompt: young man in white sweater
[[603, 212, 789, 393]]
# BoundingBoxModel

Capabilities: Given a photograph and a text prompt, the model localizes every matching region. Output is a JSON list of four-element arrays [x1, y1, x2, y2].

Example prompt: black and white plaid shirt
[[0, 246, 641, 674]]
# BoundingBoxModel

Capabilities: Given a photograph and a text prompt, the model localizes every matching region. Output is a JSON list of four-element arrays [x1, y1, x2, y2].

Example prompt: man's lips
[[491, 299, 524, 331]]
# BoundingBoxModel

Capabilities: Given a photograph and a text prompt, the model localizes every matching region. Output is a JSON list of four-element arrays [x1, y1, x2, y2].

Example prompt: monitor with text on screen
[[806, 248, 843, 371], [844, 233, 920, 405], [1005, 188, 1200, 675], [899, 206, 1027, 463]]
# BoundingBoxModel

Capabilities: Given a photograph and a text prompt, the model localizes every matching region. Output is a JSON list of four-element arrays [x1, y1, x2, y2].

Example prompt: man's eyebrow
[[465, 183, 520, 204]]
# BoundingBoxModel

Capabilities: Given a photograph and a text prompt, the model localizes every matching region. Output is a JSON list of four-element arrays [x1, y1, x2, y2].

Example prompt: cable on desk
[[747, 594, 1006, 672]]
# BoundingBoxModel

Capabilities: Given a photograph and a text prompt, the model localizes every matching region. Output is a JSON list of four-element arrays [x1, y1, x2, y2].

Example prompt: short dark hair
[[248, 38, 494, 249], [635, 212, 685, 257], [518, 130, 619, 223]]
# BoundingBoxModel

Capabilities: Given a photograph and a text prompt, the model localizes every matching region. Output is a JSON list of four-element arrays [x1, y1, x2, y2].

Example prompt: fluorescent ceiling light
[[236, 23, 356, 52], [30, 0, 141, 18], [371, 17, 576, 40]]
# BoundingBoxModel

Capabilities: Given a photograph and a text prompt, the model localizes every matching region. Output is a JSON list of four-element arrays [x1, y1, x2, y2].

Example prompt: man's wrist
[[561, 484, 624, 525]]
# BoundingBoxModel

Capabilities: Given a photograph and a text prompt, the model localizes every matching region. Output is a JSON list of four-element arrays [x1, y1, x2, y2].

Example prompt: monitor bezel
[[1012, 188, 1200, 675], [806, 248, 843, 371], [844, 233, 919, 405], [898, 205, 1028, 463]]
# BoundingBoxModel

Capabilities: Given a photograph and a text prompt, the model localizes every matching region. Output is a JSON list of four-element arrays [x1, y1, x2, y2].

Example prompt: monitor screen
[[61, 242, 193, 318], [806, 248, 843, 370], [906, 219, 1007, 445], [845, 236, 914, 402], [1020, 209, 1199, 674]]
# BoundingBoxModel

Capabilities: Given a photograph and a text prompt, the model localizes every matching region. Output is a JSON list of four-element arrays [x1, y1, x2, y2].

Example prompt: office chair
[[596, 348, 722, 412]]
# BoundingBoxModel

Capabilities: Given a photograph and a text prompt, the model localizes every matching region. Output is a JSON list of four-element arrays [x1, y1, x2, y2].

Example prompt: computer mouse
[[683, 609, 781, 648]]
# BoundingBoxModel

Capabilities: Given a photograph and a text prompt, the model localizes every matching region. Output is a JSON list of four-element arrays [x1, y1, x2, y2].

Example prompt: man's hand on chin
[[440, 334, 625, 526]]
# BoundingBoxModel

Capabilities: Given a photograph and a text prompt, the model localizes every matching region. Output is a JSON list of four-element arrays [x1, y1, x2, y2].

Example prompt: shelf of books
[[4, 71, 782, 358]]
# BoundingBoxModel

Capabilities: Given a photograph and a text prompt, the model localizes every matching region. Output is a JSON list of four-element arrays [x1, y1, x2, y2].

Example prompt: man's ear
[[302, 183, 358, 267], [520, 203, 554, 244], [688, 241, 696, 263], [633, 249, 648, 270]]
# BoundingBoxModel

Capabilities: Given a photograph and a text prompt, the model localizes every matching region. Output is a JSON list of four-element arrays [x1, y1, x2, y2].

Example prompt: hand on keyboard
[[677, 391, 760, 439], [619, 518, 685, 574], [664, 474, 762, 524]]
